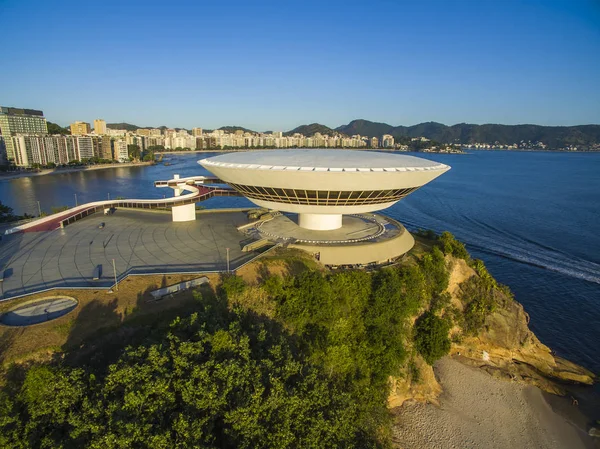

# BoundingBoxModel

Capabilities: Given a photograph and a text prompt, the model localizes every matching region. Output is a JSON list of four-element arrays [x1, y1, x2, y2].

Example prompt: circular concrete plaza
[[251, 213, 414, 266], [0, 209, 267, 300], [0, 296, 78, 326], [257, 214, 393, 244]]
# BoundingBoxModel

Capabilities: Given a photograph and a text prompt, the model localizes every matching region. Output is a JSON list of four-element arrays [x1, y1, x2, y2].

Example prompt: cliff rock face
[[449, 257, 594, 395], [389, 256, 595, 406], [388, 356, 442, 408]]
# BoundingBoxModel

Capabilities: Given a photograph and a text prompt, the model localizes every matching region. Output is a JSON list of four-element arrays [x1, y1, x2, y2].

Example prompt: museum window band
[[227, 183, 419, 206]]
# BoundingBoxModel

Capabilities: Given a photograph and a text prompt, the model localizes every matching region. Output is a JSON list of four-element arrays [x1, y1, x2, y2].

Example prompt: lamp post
[[108, 192, 110, 200], [226, 247, 230, 273], [37, 200, 41, 217], [112, 259, 118, 291], [74, 193, 78, 207]]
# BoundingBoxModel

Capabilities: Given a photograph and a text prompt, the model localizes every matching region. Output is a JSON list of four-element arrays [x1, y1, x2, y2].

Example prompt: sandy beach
[[0, 161, 154, 181], [392, 358, 597, 449]]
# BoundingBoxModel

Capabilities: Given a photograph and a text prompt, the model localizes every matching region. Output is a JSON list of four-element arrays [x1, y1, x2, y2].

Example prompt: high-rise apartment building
[[12, 135, 43, 167], [192, 127, 203, 137], [114, 139, 129, 162], [382, 134, 395, 148], [76, 136, 94, 160], [0, 106, 48, 161], [94, 119, 107, 135], [70, 121, 91, 135], [0, 137, 6, 165], [100, 136, 113, 160], [10, 135, 120, 167], [370, 137, 379, 148]]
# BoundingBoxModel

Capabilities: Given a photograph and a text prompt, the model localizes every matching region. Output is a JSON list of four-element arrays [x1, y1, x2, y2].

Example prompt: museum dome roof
[[199, 149, 449, 173]]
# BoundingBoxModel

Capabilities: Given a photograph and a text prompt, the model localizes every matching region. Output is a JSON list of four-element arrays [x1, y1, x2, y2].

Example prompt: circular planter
[[0, 296, 78, 327]]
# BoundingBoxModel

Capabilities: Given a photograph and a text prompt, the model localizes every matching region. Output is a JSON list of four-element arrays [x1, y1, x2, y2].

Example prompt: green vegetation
[[413, 311, 451, 365], [438, 231, 470, 260], [0, 201, 34, 223], [127, 144, 141, 160], [459, 260, 500, 336], [0, 201, 16, 223], [107, 122, 140, 132], [46, 121, 70, 135], [284, 123, 344, 137], [219, 126, 256, 134], [219, 273, 247, 297], [0, 231, 511, 447]]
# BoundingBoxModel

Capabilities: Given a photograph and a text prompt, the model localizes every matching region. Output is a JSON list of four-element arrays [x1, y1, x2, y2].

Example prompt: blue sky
[[1, 0, 599, 130]]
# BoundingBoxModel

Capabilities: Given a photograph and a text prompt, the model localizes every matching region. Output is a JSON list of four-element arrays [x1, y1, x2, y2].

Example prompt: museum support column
[[171, 174, 196, 222]]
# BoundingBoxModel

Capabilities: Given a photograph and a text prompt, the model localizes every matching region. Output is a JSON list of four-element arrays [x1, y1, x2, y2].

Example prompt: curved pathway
[[4, 175, 239, 234]]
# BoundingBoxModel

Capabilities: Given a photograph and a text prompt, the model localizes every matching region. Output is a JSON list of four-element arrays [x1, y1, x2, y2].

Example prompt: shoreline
[[0, 161, 155, 181], [392, 357, 597, 449]]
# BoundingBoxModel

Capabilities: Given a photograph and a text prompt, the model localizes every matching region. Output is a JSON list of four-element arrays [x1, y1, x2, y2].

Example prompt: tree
[[0, 294, 389, 448], [438, 231, 469, 260], [127, 144, 141, 160], [219, 273, 247, 297], [47, 121, 70, 135], [413, 311, 451, 365], [0, 201, 16, 223]]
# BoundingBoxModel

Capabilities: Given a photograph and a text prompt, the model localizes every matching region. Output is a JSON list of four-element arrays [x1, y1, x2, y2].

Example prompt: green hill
[[335, 119, 394, 137], [219, 126, 256, 134], [284, 123, 344, 137], [106, 122, 140, 132], [47, 121, 70, 135]]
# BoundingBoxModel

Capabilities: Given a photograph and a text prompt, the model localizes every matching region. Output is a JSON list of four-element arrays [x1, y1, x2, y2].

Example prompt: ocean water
[[1, 150, 599, 373]]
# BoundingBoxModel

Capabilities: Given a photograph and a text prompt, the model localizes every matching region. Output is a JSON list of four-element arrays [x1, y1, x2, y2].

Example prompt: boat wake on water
[[397, 214, 600, 286]]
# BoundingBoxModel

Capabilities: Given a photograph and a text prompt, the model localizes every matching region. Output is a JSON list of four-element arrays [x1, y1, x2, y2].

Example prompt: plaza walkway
[[0, 210, 266, 300]]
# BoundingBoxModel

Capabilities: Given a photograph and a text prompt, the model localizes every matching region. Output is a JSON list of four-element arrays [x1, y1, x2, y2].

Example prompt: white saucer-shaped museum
[[199, 149, 450, 230]]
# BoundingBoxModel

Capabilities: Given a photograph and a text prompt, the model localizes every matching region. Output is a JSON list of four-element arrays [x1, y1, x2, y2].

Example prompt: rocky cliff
[[389, 256, 595, 406]]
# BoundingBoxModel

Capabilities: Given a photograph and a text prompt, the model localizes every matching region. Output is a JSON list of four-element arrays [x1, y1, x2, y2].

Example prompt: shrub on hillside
[[438, 231, 470, 260], [219, 273, 247, 297], [420, 246, 450, 298], [460, 276, 497, 335], [413, 311, 451, 365]]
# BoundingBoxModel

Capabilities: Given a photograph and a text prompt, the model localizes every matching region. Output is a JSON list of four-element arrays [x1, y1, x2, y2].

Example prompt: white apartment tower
[[382, 134, 395, 148], [114, 139, 129, 162]]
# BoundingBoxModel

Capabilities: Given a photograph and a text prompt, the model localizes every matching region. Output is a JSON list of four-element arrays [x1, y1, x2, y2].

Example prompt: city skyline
[[0, 0, 599, 129]]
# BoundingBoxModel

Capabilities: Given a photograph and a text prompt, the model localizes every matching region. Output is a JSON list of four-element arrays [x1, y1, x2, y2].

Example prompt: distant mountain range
[[334, 120, 600, 148], [107, 123, 190, 132], [106, 119, 600, 149]]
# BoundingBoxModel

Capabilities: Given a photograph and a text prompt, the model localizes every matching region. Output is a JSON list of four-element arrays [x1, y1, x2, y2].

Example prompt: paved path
[[0, 210, 263, 300]]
